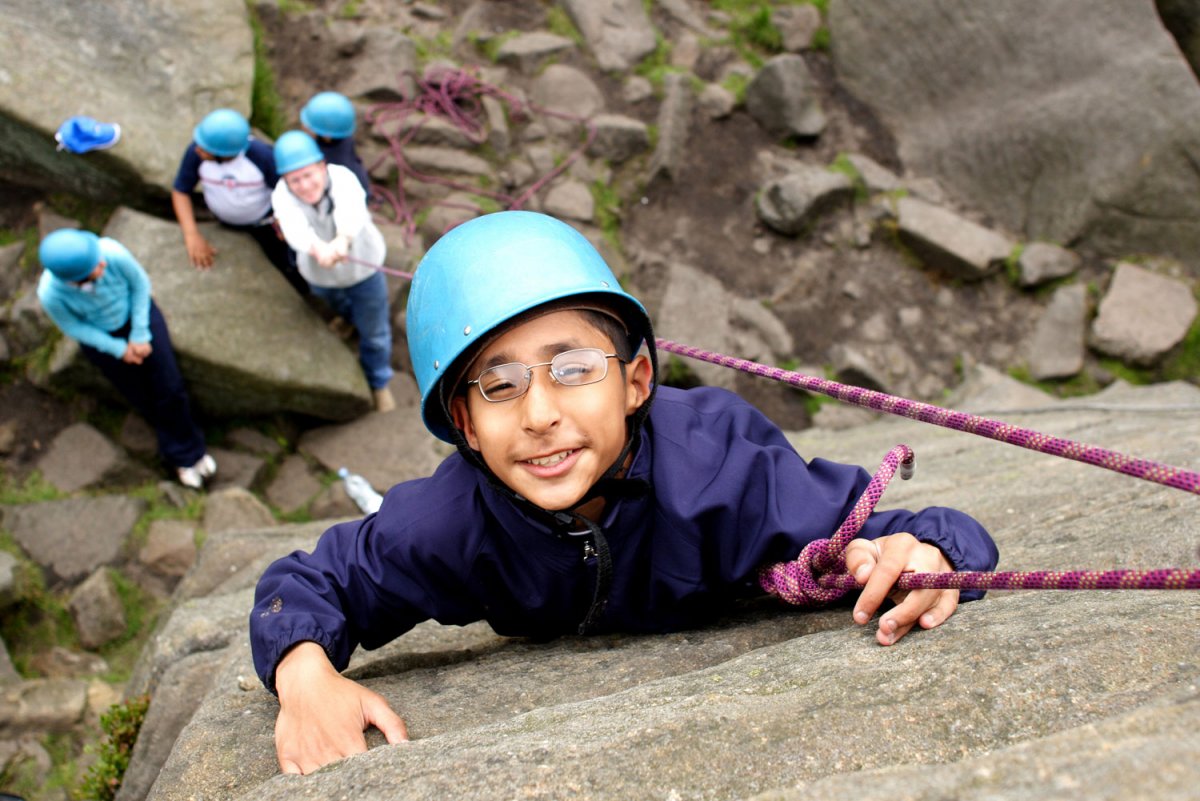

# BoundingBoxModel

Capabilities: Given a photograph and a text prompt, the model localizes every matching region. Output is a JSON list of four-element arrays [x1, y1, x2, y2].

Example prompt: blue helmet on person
[[273, 130, 325, 175], [39, 229, 101, 283], [193, 109, 250, 158], [406, 211, 654, 443], [300, 91, 357, 139]]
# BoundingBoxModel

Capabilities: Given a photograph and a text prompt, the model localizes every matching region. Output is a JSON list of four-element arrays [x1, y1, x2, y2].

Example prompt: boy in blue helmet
[[271, 130, 395, 412], [300, 91, 371, 193], [170, 109, 308, 296], [250, 211, 999, 774], [37, 229, 216, 488]]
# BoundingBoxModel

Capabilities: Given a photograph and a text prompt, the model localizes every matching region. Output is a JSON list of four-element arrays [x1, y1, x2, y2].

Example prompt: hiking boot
[[373, 387, 396, 413], [327, 315, 355, 340]]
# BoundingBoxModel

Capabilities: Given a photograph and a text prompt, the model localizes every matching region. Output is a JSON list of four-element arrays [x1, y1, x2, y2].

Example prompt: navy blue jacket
[[250, 386, 998, 691], [316, 135, 371, 193]]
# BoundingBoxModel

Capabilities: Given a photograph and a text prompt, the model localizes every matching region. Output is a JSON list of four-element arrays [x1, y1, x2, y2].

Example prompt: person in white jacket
[[271, 130, 395, 412]]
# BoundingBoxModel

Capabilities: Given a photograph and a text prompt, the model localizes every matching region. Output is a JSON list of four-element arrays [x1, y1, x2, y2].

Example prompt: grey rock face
[[101, 207, 373, 420], [333, 24, 418, 101], [139, 520, 199, 579], [114, 650, 228, 801], [298, 398, 450, 494], [0, 552, 18, 612], [139, 378, 1200, 801], [561, 0, 657, 71], [201, 488, 276, 536], [897, 197, 1015, 280], [647, 73, 694, 183], [36, 422, 150, 492], [0, 0, 253, 196], [529, 65, 606, 136], [2, 496, 145, 585], [68, 569, 127, 650], [1025, 284, 1087, 380], [745, 54, 827, 139], [1090, 262, 1198, 366], [1018, 241, 1082, 287], [756, 164, 854, 236], [0, 678, 88, 737], [495, 32, 576, 74], [829, 0, 1200, 260], [587, 114, 651, 164]]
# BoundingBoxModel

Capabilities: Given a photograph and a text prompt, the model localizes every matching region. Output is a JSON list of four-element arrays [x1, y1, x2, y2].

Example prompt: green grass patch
[[475, 29, 521, 63], [74, 695, 150, 801], [720, 71, 751, 106], [0, 575, 79, 676], [246, 3, 288, 139], [338, 0, 362, 18], [1004, 242, 1025, 286], [1, 732, 78, 801], [1162, 309, 1200, 384], [412, 30, 455, 64], [591, 180, 623, 253], [661, 355, 704, 389], [546, 6, 585, 47], [828, 153, 868, 201], [0, 470, 67, 505], [634, 34, 682, 91]]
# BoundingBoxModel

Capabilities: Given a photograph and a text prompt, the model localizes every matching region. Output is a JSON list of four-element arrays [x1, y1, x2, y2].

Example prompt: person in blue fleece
[[250, 211, 999, 774], [37, 229, 215, 489]]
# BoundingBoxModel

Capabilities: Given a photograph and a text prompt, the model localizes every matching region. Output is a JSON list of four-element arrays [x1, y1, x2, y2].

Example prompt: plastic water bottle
[[338, 467, 383, 515]]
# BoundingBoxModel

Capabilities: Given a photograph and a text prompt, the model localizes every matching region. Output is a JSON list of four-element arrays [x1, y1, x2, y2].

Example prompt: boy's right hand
[[274, 641, 409, 774], [183, 232, 216, 270]]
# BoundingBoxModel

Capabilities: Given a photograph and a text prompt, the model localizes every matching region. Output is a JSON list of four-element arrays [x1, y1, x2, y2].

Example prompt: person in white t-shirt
[[171, 109, 307, 296]]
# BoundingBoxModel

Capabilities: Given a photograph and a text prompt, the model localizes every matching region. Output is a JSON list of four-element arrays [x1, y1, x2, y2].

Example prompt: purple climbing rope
[[657, 338, 1200, 496], [363, 67, 597, 243], [758, 445, 1200, 604]]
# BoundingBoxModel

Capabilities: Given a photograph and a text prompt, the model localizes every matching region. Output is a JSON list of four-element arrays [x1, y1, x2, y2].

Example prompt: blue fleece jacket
[[37, 237, 152, 359], [250, 385, 999, 691]]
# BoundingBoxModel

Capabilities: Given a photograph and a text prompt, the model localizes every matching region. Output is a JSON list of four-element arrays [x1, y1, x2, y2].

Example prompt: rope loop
[[761, 445, 914, 607]]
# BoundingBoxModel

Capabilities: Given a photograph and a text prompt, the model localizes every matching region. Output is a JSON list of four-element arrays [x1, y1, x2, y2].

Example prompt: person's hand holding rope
[[846, 534, 959, 646]]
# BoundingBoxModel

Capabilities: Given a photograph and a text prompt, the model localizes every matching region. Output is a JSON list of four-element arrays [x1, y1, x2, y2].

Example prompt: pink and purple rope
[[651, 341, 1200, 599]]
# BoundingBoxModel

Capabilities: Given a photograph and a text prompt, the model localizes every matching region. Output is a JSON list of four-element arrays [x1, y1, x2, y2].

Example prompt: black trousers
[[80, 300, 206, 469]]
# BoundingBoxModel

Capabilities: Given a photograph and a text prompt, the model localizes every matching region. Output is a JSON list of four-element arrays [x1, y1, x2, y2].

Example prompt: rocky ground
[[1, 1, 1198, 799]]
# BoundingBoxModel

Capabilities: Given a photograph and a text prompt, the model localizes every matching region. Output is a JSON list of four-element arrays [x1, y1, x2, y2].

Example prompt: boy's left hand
[[845, 533, 958, 646]]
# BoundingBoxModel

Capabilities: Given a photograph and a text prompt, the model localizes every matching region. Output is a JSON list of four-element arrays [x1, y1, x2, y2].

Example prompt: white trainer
[[178, 454, 217, 488]]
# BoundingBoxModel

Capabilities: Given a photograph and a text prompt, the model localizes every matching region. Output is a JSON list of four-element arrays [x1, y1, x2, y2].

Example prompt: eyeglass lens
[[476, 348, 614, 401]]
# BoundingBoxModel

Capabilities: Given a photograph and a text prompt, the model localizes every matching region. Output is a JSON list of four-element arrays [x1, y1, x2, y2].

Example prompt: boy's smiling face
[[283, 162, 329, 205], [450, 309, 651, 514]]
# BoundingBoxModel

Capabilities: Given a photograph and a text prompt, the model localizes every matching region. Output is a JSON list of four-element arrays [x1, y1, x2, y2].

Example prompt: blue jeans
[[310, 271, 394, 390]]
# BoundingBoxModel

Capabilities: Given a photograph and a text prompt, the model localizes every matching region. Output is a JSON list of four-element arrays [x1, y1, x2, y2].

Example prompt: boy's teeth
[[528, 450, 571, 467]]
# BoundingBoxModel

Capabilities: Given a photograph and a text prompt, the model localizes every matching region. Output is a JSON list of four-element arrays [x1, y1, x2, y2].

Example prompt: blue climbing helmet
[[407, 211, 656, 443], [193, 109, 250, 158], [273, 130, 325, 175], [39, 229, 101, 283], [300, 91, 357, 139]]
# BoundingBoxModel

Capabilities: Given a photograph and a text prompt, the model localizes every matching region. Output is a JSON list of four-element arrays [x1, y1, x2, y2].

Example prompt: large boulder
[[139, 373, 1200, 801], [94, 207, 373, 420], [0, 0, 254, 199], [829, 0, 1200, 260]]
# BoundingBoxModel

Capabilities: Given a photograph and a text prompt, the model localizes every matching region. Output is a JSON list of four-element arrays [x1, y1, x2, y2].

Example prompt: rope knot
[[759, 537, 849, 607], [760, 444, 915, 608]]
